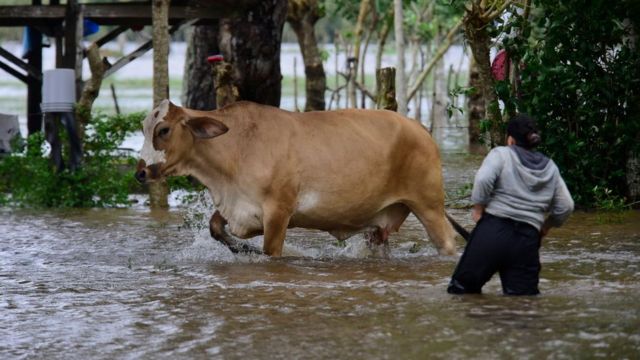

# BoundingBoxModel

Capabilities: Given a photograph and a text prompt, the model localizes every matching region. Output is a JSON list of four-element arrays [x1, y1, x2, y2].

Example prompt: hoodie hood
[[507, 146, 555, 192], [510, 145, 550, 170]]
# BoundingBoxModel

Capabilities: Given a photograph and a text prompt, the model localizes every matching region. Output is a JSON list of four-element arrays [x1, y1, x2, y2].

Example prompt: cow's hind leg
[[364, 227, 390, 246], [364, 226, 391, 257], [406, 201, 457, 255]]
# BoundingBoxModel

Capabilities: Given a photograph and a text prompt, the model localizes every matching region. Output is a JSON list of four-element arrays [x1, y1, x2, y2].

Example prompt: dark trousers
[[448, 213, 541, 295]]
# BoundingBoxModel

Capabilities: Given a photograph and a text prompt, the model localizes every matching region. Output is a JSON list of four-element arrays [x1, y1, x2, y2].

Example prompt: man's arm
[[470, 149, 503, 222], [541, 174, 574, 238]]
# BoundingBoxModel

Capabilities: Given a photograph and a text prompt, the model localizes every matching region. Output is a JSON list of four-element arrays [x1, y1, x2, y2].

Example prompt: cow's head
[[135, 100, 229, 183]]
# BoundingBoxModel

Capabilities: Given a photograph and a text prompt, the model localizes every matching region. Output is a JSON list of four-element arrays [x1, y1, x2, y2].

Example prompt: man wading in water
[[448, 114, 574, 295]]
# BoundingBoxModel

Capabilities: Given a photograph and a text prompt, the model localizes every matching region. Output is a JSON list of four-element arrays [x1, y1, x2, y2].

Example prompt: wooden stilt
[[27, 0, 43, 135]]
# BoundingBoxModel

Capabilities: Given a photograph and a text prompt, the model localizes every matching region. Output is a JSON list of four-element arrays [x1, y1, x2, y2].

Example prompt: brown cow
[[136, 100, 468, 256]]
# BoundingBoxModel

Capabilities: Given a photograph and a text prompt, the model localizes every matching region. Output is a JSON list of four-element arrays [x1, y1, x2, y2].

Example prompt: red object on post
[[491, 49, 510, 81], [207, 55, 224, 64]]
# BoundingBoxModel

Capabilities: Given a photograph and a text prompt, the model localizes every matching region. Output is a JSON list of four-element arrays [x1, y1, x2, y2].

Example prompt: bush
[[0, 112, 144, 207], [502, 0, 640, 206]]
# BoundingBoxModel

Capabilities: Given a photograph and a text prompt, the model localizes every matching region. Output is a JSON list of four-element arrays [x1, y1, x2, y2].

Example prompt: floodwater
[[1, 154, 640, 359]]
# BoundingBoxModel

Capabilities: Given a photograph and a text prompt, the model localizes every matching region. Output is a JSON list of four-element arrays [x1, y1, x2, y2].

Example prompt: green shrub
[[0, 112, 144, 207]]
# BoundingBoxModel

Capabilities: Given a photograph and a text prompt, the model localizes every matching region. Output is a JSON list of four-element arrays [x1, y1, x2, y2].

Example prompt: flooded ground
[[1, 154, 639, 359]]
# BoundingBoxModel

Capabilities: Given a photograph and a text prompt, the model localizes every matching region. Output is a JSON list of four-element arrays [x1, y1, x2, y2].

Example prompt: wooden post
[[26, 0, 43, 136], [63, 0, 83, 98], [49, 0, 63, 67], [150, 0, 170, 209], [375, 67, 397, 111], [208, 55, 239, 108]]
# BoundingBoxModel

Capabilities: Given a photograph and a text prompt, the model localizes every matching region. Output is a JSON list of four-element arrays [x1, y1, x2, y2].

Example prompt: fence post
[[208, 55, 239, 108], [375, 67, 397, 111]]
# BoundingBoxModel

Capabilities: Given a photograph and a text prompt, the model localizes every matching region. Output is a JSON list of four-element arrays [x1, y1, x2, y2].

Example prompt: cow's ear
[[185, 116, 229, 139]]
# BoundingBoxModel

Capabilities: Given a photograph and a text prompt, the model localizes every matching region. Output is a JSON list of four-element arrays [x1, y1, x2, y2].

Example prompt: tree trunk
[[182, 24, 219, 110], [76, 43, 105, 140], [467, 55, 486, 154], [463, 6, 503, 146], [150, 0, 170, 209], [360, 13, 377, 109], [393, 0, 407, 115], [375, 16, 391, 72], [287, 0, 326, 111], [625, 14, 639, 201], [431, 37, 448, 142], [218, 0, 287, 106], [407, 19, 463, 101], [349, 0, 371, 109]]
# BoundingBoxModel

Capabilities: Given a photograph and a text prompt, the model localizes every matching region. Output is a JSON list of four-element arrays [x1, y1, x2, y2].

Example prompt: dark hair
[[507, 114, 541, 149]]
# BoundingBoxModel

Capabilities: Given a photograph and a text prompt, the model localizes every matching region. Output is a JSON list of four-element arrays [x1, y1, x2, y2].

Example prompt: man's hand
[[540, 227, 550, 238], [540, 218, 552, 238], [540, 220, 552, 238], [472, 204, 485, 223]]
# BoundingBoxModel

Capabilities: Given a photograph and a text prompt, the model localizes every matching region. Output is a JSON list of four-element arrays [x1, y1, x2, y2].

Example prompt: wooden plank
[[103, 36, 153, 79], [0, 1, 259, 26], [94, 25, 128, 48], [103, 20, 195, 79], [0, 46, 41, 81], [0, 60, 28, 83]]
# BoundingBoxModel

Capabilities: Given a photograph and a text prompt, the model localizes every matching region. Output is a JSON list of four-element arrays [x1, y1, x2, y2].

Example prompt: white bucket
[[41, 69, 76, 112]]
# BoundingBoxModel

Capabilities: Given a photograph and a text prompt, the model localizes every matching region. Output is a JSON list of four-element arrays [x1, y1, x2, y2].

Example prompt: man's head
[[507, 113, 541, 149]]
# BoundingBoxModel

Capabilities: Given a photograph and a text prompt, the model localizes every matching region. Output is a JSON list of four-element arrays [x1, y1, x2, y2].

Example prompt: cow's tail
[[446, 213, 470, 242]]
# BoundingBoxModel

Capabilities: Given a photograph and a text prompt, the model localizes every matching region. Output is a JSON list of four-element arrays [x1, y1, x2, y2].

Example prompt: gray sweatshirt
[[471, 146, 574, 230]]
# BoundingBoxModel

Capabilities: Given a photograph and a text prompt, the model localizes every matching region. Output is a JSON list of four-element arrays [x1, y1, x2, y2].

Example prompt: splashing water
[[174, 190, 426, 262]]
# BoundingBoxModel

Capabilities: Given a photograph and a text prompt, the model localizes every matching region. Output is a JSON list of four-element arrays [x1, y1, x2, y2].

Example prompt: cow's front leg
[[262, 202, 292, 257], [209, 211, 262, 255], [209, 210, 228, 242]]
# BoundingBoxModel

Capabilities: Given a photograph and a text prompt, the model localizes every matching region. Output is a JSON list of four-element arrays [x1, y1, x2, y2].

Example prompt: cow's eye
[[157, 127, 170, 138]]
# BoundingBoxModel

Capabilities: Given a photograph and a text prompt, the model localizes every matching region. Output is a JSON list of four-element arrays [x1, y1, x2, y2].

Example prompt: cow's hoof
[[213, 233, 263, 255], [228, 241, 263, 255]]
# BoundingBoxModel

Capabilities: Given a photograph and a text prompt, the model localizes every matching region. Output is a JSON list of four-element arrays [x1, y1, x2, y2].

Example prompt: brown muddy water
[[1, 154, 639, 359]]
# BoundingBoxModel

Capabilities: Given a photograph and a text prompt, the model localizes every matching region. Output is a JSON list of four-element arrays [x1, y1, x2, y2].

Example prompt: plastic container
[[41, 69, 76, 112]]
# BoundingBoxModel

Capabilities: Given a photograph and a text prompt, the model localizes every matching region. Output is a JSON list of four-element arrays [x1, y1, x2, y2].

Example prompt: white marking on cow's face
[[140, 99, 170, 166], [297, 191, 321, 212]]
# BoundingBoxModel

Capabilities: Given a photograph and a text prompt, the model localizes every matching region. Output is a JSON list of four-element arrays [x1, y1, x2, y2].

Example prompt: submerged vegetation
[[0, 112, 142, 207], [0, 112, 200, 207]]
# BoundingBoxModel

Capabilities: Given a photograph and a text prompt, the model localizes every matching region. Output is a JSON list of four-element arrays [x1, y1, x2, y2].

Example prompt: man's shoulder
[[488, 146, 512, 159]]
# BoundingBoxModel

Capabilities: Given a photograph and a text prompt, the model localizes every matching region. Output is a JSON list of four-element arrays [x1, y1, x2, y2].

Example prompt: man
[[448, 114, 574, 295]]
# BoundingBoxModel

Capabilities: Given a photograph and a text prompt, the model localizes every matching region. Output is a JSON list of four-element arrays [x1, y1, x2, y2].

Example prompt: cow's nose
[[135, 168, 147, 184]]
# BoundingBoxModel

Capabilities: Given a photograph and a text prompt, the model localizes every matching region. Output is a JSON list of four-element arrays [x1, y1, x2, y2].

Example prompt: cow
[[135, 100, 469, 256]]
